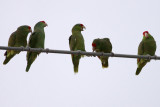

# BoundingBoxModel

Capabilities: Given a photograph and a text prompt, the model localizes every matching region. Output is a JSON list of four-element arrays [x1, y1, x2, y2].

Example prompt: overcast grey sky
[[0, 0, 160, 107]]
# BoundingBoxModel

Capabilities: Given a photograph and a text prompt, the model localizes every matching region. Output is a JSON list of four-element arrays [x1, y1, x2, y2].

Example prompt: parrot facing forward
[[26, 21, 47, 72], [69, 24, 86, 73], [136, 31, 156, 75], [3, 25, 32, 65], [92, 38, 112, 68]]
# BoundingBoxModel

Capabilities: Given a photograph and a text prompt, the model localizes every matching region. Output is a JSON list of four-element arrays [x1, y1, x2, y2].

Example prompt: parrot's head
[[17, 25, 32, 33], [40, 21, 48, 27], [34, 21, 48, 29], [72, 24, 86, 32], [143, 31, 149, 38], [92, 39, 100, 52]]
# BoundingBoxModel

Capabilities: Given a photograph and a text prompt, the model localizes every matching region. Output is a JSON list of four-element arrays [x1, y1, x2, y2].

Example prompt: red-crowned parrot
[[26, 21, 47, 72], [3, 25, 32, 64], [69, 24, 86, 73], [92, 38, 112, 68], [136, 31, 156, 75]]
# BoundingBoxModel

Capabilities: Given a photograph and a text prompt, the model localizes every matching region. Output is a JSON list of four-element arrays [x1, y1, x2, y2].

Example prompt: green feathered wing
[[26, 31, 45, 72], [3, 26, 31, 64], [69, 24, 85, 73], [26, 22, 46, 72], [69, 34, 85, 73], [100, 38, 112, 68], [92, 38, 112, 68], [136, 34, 156, 75]]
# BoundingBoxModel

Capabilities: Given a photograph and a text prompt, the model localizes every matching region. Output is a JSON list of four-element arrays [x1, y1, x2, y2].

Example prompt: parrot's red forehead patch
[[143, 31, 149, 36], [40, 21, 46, 24], [80, 24, 84, 27], [92, 43, 96, 47], [28, 26, 31, 30]]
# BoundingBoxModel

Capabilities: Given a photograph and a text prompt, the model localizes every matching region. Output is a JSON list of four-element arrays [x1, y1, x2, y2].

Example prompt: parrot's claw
[[45, 48, 50, 54], [20, 46, 25, 51], [146, 54, 151, 60], [26, 46, 31, 51], [38, 48, 44, 53], [76, 50, 82, 55]]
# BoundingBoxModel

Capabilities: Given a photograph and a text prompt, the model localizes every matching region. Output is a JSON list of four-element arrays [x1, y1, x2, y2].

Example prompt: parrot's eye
[[92, 43, 96, 47]]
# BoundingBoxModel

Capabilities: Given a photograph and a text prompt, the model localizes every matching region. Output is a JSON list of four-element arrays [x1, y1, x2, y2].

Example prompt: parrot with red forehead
[[136, 31, 156, 75], [26, 21, 47, 72], [92, 38, 112, 68], [3, 25, 32, 65], [69, 24, 86, 73]]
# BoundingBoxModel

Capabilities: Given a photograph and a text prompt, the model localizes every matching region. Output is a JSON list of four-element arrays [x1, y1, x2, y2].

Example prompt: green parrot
[[26, 21, 47, 72], [69, 24, 86, 73], [92, 38, 112, 68], [3, 25, 32, 64], [136, 31, 156, 75]]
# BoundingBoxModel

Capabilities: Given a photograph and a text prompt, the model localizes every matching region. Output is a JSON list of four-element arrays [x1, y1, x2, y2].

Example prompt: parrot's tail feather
[[74, 66, 78, 73], [26, 64, 31, 72], [136, 60, 148, 75], [102, 61, 108, 68], [3, 54, 15, 65], [72, 55, 80, 73], [101, 58, 109, 68], [136, 68, 142, 75], [73, 60, 79, 73], [102, 65, 108, 68], [26, 52, 38, 72]]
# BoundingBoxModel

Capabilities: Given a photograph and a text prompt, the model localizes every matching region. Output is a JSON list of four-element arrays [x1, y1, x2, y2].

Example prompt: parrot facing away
[[92, 38, 112, 68], [3, 25, 32, 65], [69, 24, 86, 73], [26, 21, 47, 72], [136, 31, 156, 75]]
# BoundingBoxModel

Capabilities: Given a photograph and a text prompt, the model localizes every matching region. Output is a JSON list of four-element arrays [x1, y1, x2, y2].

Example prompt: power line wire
[[0, 46, 159, 60]]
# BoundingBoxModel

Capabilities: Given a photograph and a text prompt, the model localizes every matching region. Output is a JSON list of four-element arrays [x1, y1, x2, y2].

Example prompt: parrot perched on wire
[[92, 38, 112, 68], [136, 31, 156, 75], [26, 21, 47, 72], [69, 24, 86, 73], [3, 25, 32, 65]]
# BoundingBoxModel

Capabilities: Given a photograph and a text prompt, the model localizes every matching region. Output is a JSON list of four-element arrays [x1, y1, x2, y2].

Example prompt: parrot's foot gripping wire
[[147, 55, 151, 60], [101, 52, 104, 56], [46, 48, 50, 54], [20, 46, 25, 51], [26, 47, 31, 52], [77, 50, 82, 55]]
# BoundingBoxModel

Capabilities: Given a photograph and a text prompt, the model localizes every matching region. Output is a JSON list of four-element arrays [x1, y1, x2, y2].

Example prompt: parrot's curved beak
[[82, 25, 86, 31], [145, 33, 149, 38], [45, 23, 48, 27], [30, 29, 32, 33], [92, 47, 95, 52]]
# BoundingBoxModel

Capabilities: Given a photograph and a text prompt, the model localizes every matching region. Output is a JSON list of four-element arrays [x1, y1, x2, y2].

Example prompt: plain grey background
[[0, 0, 160, 107]]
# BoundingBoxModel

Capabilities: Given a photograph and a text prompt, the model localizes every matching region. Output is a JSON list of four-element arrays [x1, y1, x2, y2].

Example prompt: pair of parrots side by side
[[69, 25, 156, 75], [92, 31, 157, 75], [92, 31, 156, 75], [3, 22, 156, 75], [69, 24, 112, 73], [3, 21, 48, 72]]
